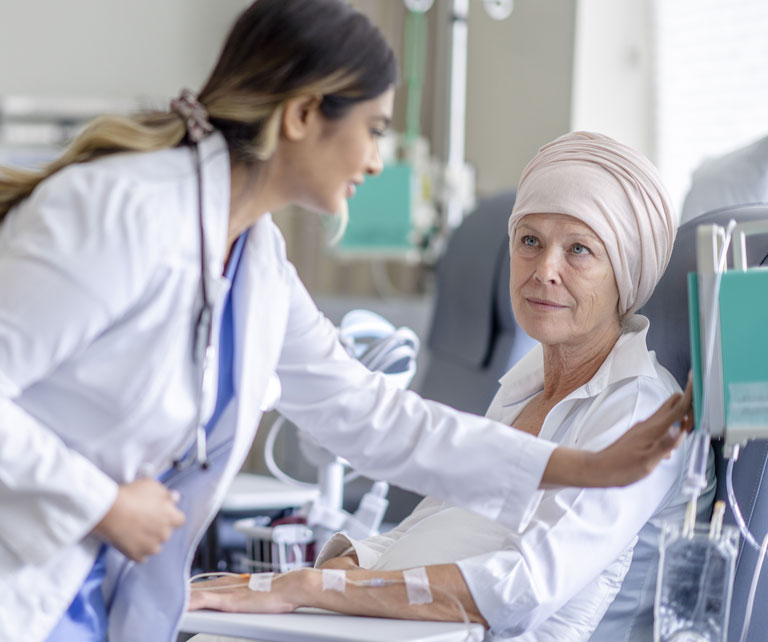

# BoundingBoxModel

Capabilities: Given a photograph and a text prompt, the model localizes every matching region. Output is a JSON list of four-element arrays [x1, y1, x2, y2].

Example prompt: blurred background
[[3, 0, 768, 522]]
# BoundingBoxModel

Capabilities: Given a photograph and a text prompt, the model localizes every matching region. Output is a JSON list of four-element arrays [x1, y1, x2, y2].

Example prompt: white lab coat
[[0, 133, 558, 642]]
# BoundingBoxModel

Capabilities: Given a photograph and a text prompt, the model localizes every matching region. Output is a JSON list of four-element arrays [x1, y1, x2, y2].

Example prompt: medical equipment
[[483, 0, 514, 21], [685, 220, 768, 506], [344, 481, 390, 540], [234, 518, 315, 573], [670, 220, 768, 642], [0, 96, 138, 168], [689, 221, 768, 453], [654, 503, 739, 642]]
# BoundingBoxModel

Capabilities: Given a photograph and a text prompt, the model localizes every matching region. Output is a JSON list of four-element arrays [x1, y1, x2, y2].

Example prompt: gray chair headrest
[[427, 190, 517, 369], [641, 204, 768, 388]]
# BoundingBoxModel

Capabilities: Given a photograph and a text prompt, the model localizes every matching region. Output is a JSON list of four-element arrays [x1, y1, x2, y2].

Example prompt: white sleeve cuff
[[314, 532, 383, 569], [498, 436, 556, 532], [457, 550, 539, 638], [12, 463, 118, 565], [0, 398, 119, 565]]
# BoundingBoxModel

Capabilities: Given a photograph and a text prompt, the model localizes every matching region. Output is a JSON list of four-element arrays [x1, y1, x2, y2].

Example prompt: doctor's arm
[[275, 270, 691, 530], [0, 171, 183, 567]]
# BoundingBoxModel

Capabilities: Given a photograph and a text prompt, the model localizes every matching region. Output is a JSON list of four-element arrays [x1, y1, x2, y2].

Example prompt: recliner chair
[[418, 190, 537, 415], [640, 204, 768, 642]]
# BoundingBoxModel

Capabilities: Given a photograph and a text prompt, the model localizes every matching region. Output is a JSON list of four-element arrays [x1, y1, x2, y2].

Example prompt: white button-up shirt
[[318, 315, 715, 641]]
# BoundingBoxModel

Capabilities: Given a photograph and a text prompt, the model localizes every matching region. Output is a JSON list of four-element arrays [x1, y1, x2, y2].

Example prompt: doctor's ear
[[281, 94, 323, 142]]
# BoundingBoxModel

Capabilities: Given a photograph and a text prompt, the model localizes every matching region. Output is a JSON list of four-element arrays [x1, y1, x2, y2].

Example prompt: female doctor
[[0, 1, 692, 640]]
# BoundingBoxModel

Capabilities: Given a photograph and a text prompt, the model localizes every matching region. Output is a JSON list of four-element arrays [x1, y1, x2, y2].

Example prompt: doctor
[[0, 1, 691, 641]]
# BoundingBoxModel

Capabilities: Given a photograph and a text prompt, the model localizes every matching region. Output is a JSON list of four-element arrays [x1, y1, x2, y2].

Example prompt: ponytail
[[0, 111, 186, 220]]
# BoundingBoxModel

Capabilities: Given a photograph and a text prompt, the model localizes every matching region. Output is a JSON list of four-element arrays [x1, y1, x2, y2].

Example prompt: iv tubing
[[726, 458, 762, 551], [264, 417, 317, 489], [265, 415, 362, 486], [684, 220, 736, 500], [698, 219, 736, 437], [739, 532, 768, 642]]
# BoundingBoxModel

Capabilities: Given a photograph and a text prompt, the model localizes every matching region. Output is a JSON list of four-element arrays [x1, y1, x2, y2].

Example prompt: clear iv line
[[683, 220, 737, 506]]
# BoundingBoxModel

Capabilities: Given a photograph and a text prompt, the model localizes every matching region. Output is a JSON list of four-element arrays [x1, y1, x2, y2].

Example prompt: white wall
[[453, 0, 577, 195], [0, 0, 248, 101], [571, 0, 654, 159], [654, 0, 768, 214]]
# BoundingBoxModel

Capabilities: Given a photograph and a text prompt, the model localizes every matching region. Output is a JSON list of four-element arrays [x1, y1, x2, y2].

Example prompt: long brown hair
[[0, 0, 397, 220]]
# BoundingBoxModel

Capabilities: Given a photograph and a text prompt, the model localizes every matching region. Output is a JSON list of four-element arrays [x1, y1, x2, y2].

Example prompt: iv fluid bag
[[654, 522, 738, 642]]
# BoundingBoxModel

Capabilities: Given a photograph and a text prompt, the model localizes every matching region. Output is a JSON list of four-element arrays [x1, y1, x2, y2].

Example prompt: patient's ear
[[282, 95, 323, 142]]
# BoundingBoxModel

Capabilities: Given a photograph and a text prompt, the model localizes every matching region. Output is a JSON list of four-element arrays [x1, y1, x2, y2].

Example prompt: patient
[[188, 132, 714, 641]]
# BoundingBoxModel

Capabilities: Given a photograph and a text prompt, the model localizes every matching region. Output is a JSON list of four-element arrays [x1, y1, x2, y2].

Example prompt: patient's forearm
[[291, 564, 487, 627], [187, 564, 488, 628]]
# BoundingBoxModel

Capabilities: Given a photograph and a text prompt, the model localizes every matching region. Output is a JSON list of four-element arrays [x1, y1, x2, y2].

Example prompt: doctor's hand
[[544, 377, 693, 489], [92, 478, 186, 562]]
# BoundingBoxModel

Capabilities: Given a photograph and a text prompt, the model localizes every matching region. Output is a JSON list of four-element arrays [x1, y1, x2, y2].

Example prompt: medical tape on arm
[[248, 573, 274, 592], [403, 567, 433, 605], [322, 568, 347, 592]]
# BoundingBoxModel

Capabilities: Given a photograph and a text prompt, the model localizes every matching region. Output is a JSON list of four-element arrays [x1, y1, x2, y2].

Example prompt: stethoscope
[[172, 142, 214, 472]]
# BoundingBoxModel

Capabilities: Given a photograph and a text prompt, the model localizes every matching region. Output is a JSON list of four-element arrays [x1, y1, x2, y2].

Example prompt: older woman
[[188, 132, 712, 641]]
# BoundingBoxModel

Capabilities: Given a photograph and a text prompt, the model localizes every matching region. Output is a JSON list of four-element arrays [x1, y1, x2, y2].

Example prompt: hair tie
[[170, 89, 214, 143]]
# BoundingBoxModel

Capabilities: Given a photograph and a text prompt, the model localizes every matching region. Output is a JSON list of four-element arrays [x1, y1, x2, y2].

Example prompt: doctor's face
[[288, 87, 394, 216], [509, 213, 620, 350]]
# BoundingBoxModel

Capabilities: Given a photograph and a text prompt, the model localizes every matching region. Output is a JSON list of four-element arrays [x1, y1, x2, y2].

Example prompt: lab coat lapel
[[230, 217, 290, 463]]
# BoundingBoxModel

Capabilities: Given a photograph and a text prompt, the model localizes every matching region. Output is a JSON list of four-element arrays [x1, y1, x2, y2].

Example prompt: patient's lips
[[526, 296, 567, 310]]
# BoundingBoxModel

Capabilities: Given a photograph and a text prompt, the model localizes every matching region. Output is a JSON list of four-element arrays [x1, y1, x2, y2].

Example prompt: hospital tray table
[[180, 607, 484, 641]]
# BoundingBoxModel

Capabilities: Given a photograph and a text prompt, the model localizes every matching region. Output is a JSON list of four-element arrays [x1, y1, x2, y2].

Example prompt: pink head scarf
[[507, 131, 677, 318]]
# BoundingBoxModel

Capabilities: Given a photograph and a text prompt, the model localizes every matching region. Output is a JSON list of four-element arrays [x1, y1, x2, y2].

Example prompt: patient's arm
[[188, 564, 488, 628]]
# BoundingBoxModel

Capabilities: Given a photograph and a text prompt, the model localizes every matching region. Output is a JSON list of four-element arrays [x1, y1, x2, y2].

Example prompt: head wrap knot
[[508, 131, 676, 318], [170, 89, 214, 144]]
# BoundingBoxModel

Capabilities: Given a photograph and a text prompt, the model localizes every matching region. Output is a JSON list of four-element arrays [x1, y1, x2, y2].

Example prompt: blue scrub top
[[45, 233, 248, 642]]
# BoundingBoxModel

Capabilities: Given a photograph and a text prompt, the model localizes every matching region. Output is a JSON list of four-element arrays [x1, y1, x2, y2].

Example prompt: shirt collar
[[497, 314, 659, 408]]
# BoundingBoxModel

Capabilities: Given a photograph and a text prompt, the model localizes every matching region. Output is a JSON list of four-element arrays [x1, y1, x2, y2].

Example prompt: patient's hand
[[187, 572, 301, 613]]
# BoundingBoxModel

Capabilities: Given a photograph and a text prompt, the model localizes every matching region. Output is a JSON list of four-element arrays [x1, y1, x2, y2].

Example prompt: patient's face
[[509, 213, 620, 349]]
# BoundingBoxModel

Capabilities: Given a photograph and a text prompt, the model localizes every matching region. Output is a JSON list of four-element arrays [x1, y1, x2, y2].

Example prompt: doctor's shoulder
[[0, 150, 192, 314], [8, 148, 191, 251]]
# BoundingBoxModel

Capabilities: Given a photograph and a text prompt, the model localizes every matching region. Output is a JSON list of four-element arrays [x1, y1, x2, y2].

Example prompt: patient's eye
[[521, 235, 539, 247], [571, 243, 591, 255]]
